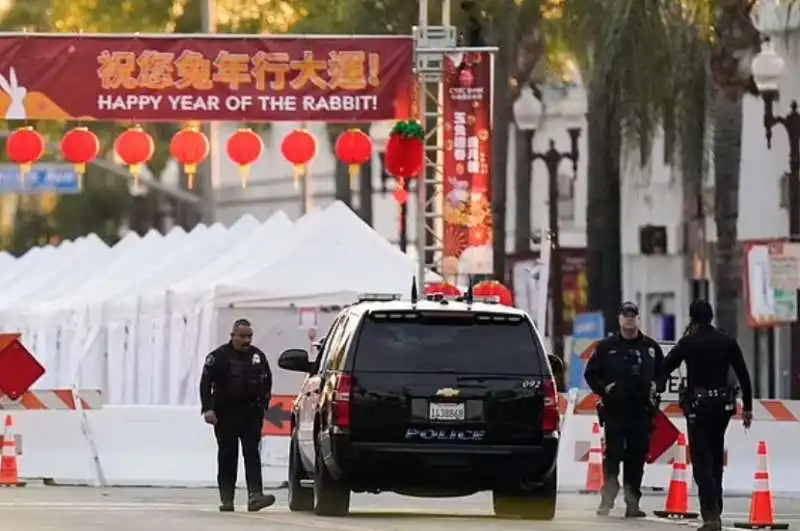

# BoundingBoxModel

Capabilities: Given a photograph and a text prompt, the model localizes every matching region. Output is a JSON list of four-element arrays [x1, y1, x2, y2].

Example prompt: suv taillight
[[542, 378, 560, 432], [332, 374, 353, 428]]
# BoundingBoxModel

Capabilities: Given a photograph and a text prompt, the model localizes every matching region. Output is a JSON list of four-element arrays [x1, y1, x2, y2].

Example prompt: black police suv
[[278, 293, 563, 519]]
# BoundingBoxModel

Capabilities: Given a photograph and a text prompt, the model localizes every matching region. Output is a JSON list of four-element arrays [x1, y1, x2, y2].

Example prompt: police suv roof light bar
[[357, 293, 402, 302], [473, 295, 501, 304]]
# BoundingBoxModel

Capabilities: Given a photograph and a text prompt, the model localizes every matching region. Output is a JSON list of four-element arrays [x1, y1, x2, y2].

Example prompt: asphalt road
[[2, 486, 800, 531]]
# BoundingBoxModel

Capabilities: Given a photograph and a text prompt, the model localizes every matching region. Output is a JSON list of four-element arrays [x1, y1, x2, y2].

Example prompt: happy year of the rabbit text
[[96, 94, 379, 113]]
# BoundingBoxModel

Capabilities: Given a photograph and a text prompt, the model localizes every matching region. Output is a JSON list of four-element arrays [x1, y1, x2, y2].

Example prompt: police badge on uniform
[[204, 354, 215, 366], [648, 347, 655, 358], [252, 353, 261, 365]]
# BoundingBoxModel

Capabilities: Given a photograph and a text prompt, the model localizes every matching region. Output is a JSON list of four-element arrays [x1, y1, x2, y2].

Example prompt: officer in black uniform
[[200, 318, 276, 512], [659, 300, 753, 531], [584, 301, 664, 517]]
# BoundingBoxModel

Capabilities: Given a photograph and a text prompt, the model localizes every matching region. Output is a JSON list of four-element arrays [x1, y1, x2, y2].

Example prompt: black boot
[[219, 490, 235, 512], [247, 492, 276, 512], [698, 520, 722, 531], [624, 487, 645, 518], [597, 477, 618, 516]]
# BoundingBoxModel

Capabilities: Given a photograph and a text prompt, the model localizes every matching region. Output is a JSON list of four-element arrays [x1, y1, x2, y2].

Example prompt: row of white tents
[[0, 202, 438, 405]]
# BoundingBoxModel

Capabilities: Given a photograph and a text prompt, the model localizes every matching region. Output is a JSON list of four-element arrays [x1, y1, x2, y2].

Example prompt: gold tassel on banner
[[348, 164, 359, 188], [239, 165, 250, 189]]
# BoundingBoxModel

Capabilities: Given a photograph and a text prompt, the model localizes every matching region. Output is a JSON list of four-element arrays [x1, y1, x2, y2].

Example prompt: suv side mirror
[[278, 348, 313, 373], [547, 354, 566, 392], [547, 354, 564, 376]]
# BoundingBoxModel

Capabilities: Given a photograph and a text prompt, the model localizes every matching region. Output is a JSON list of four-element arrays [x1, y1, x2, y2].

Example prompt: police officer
[[659, 300, 753, 531], [200, 318, 276, 512], [584, 301, 664, 517]]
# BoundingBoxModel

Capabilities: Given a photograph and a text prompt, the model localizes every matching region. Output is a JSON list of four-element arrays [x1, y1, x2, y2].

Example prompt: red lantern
[[281, 129, 317, 190], [114, 125, 155, 191], [335, 129, 372, 187], [425, 282, 462, 297], [226, 128, 264, 188], [384, 120, 424, 179], [7, 126, 45, 177], [472, 280, 514, 306], [170, 127, 209, 189], [60, 127, 99, 181]]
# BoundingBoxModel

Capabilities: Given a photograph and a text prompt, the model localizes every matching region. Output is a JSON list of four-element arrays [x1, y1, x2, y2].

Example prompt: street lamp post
[[752, 39, 800, 398], [513, 86, 584, 360]]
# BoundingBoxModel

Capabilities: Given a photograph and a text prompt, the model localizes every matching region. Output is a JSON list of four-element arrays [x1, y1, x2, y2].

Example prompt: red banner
[[441, 52, 493, 277], [0, 35, 414, 123]]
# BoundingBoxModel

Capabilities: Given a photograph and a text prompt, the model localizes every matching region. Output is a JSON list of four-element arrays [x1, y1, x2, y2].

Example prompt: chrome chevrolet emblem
[[435, 388, 460, 398]]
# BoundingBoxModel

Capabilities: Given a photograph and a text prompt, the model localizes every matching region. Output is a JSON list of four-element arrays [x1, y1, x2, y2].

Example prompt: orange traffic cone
[[581, 421, 604, 494], [0, 414, 24, 487], [734, 441, 788, 529], [654, 433, 698, 519]]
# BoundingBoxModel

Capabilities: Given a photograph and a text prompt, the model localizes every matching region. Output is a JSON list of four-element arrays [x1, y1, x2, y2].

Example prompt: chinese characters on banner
[[441, 52, 493, 276], [0, 36, 414, 122]]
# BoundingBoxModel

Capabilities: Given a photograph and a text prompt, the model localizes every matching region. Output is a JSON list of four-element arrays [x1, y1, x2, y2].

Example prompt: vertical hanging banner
[[441, 52, 494, 277]]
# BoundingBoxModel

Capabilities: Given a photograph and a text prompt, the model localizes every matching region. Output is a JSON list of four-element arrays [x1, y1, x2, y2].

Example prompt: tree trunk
[[491, 58, 512, 281], [586, 82, 622, 333], [514, 127, 533, 252], [712, 93, 743, 338]]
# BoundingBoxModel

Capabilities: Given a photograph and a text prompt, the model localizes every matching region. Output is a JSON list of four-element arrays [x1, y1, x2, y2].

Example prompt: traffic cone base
[[581, 422, 604, 494], [734, 441, 788, 530], [654, 433, 698, 520], [0, 415, 24, 487]]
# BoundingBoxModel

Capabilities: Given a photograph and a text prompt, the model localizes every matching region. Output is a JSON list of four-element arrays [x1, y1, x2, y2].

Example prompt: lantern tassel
[[293, 165, 305, 190], [305, 172, 314, 211], [348, 164, 359, 188], [19, 162, 31, 178], [184, 163, 197, 176], [73, 162, 86, 176], [187, 173, 195, 190], [130, 163, 141, 194], [238, 164, 251, 188]]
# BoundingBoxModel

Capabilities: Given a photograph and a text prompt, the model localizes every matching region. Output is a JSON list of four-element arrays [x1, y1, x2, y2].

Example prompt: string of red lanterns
[[3, 120, 425, 198]]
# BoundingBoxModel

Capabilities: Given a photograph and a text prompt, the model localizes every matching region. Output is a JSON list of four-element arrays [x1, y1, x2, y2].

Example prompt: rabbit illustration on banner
[[0, 68, 27, 120], [446, 176, 470, 208]]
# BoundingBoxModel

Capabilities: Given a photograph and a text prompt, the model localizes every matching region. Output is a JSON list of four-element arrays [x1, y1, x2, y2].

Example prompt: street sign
[[0, 334, 45, 400], [0, 164, 81, 194]]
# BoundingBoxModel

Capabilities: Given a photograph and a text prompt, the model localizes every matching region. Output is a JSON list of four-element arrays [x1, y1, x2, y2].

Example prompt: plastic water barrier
[[8, 390, 800, 494]]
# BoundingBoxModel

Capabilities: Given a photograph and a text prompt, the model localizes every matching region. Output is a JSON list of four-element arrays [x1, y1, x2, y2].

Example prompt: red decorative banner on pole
[[442, 51, 493, 277], [0, 34, 414, 122]]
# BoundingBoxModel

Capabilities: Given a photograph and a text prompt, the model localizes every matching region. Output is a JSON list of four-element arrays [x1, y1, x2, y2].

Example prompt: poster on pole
[[441, 51, 494, 277], [0, 35, 414, 122], [743, 240, 800, 328]]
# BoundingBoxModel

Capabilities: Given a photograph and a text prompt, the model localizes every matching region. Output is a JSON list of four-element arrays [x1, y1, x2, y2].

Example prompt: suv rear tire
[[313, 438, 350, 516], [288, 435, 314, 512], [492, 469, 557, 520]]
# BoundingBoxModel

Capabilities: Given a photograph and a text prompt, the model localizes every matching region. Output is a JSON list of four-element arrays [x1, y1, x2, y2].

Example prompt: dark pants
[[214, 405, 264, 502], [687, 410, 731, 522], [601, 414, 652, 507]]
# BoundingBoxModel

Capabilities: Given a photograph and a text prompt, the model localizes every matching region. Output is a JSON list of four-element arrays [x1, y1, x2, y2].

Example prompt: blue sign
[[0, 164, 81, 194], [569, 311, 605, 390]]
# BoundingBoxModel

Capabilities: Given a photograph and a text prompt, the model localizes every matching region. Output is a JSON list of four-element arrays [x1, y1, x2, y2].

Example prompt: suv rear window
[[353, 313, 545, 375]]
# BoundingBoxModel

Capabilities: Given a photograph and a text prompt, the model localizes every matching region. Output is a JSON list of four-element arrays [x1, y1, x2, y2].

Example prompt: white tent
[[216, 201, 440, 307]]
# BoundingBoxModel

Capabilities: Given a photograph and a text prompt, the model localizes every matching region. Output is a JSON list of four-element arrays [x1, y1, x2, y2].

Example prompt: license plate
[[428, 402, 465, 421]]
